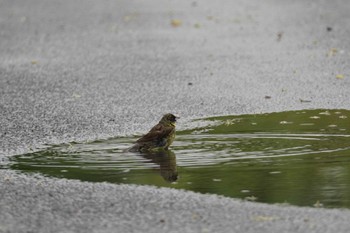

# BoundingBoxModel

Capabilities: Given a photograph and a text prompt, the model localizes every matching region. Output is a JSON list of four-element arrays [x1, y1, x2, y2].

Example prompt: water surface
[[6, 109, 350, 208]]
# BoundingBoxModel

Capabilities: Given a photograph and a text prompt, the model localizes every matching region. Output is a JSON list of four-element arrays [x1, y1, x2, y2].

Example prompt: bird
[[128, 113, 179, 152]]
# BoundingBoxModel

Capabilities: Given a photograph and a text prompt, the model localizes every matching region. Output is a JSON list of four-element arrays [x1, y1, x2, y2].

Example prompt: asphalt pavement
[[1, 0, 350, 232]]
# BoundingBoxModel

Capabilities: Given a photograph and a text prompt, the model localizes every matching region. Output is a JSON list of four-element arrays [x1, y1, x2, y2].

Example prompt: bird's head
[[160, 113, 179, 126]]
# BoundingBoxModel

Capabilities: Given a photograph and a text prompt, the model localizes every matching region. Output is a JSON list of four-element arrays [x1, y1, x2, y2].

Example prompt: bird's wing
[[136, 123, 174, 143]]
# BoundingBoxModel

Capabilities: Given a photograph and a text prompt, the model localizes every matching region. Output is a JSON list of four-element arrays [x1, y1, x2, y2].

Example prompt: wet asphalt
[[1, 0, 350, 232]]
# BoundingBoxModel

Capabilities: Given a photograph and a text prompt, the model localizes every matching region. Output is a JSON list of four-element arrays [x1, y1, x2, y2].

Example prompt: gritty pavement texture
[[0, 0, 350, 232]]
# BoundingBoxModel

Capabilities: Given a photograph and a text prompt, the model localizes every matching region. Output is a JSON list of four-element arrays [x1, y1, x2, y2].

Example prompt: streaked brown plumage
[[128, 113, 179, 152]]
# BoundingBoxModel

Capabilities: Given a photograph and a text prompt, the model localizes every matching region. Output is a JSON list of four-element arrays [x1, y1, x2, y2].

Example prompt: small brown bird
[[128, 113, 179, 152]]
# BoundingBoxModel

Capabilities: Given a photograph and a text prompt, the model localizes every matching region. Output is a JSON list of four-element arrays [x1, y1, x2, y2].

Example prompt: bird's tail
[[126, 143, 142, 153]]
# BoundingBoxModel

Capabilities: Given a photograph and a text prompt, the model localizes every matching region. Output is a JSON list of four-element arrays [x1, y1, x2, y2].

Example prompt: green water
[[6, 109, 350, 208]]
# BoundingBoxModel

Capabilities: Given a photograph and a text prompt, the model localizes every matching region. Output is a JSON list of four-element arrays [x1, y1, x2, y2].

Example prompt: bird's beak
[[175, 116, 180, 121]]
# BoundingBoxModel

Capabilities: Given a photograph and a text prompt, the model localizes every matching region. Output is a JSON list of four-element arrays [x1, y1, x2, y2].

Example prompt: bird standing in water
[[128, 113, 179, 152]]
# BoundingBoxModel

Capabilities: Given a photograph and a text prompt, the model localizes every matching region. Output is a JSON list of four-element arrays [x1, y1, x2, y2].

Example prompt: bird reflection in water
[[140, 150, 178, 182]]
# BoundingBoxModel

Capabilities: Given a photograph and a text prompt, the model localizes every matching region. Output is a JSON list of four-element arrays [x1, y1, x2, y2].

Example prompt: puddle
[[4, 109, 350, 208]]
